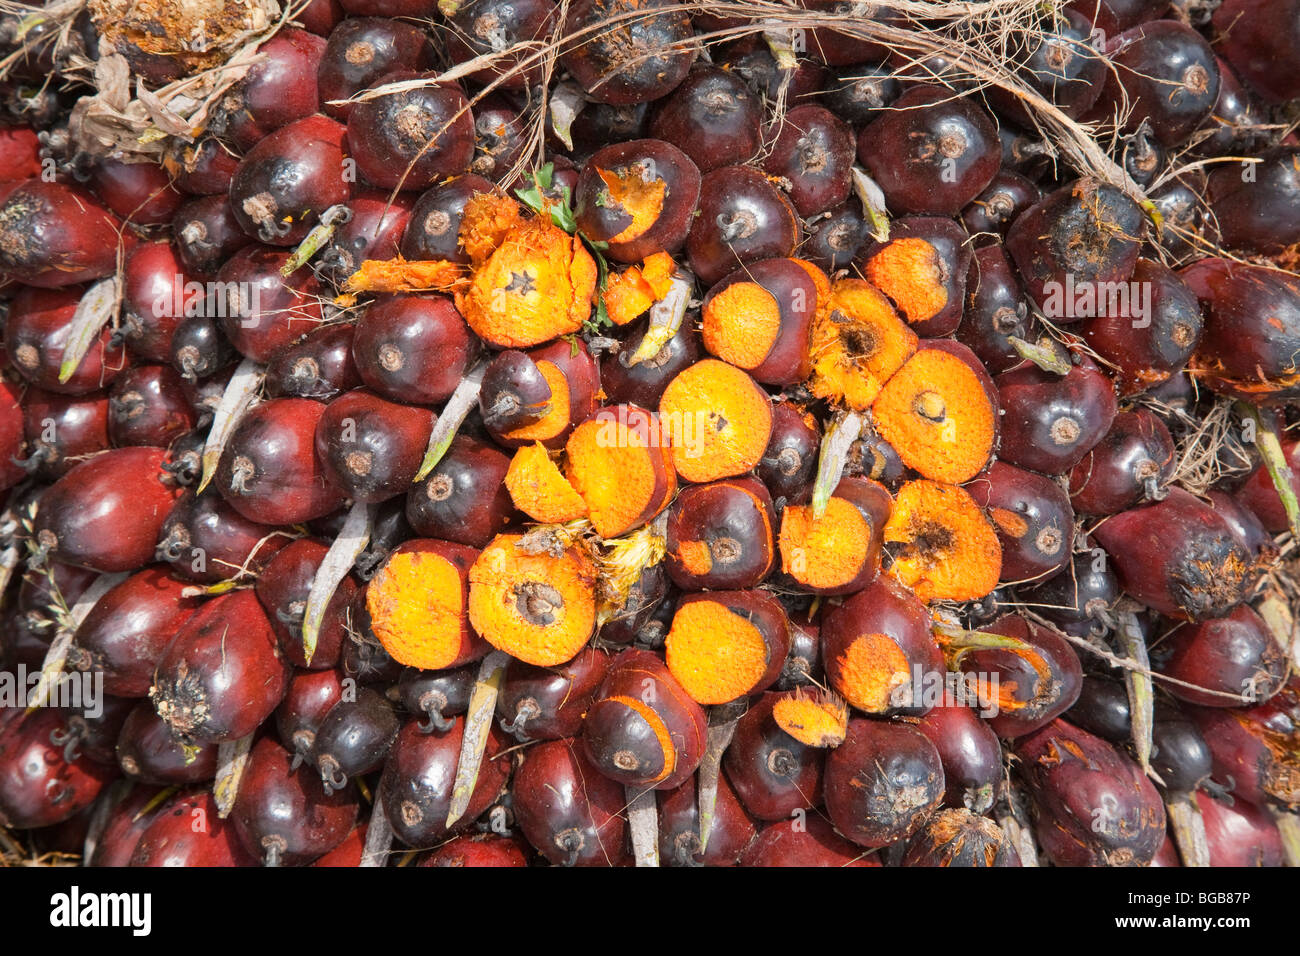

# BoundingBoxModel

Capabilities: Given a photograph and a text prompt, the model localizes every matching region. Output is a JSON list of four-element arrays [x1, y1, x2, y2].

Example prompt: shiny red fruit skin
[[0, 181, 123, 288], [69, 567, 204, 697], [150, 589, 291, 744], [0, 709, 116, 829], [215, 398, 346, 526], [33, 446, 181, 571], [129, 790, 261, 866], [5, 285, 127, 396], [739, 816, 880, 867]]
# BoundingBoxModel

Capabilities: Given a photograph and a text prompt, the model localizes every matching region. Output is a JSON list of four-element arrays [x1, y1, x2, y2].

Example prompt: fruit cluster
[[0, 0, 1298, 868]]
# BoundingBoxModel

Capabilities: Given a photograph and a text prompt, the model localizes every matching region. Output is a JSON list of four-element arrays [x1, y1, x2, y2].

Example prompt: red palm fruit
[[1208, 490, 1275, 571], [400, 174, 497, 263], [1212, 0, 1300, 104], [961, 170, 1041, 242], [213, 29, 327, 151], [156, 489, 288, 584], [1066, 408, 1175, 515], [775, 612, 823, 691], [265, 323, 362, 401], [478, 349, 553, 434], [821, 575, 941, 716], [150, 589, 291, 743], [914, 703, 1004, 813], [346, 72, 474, 191], [860, 217, 972, 337], [230, 114, 351, 245], [421, 833, 530, 867], [172, 195, 254, 279], [739, 816, 879, 867], [701, 258, 817, 385], [858, 85, 1000, 217], [0, 181, 123, 287], [778, 476, 891, 596], [389, 666, 475, 732], [1023, 547, 1122, 638], [761, 104, 855, 217], [1091, 20, 1219, 147], [958, 243, 1040, 375], [902, 809, 1022, 867], [1005, 179, 1145, 313], [820, 61, 900, 123], [121, 241, 203, 363], [995, 9, 1107, 121], [666, 591, 790, 705], [0, 709, 116, 829], [723, 691, 824, 821], [1016, 718, 1166, 866], [379, 716, 511, 845], [514, 738, 628, 866], [311, 823, 366, 866], [600, 317, 702, 411], [33, 446, 180, 571], [559, 0, 692, 105], [648, 64, 761, 173], [0, 127, 41, 180], [89, 784, 171, 866], [995, 361, 1118, 475], [276, 668, 346, 761], [1094, 487, 1252, 619], [582, 648, 707, 791], [66, 567, 203, 697], [665, 477, 776, 591], [497, 646, 611, 741], [1182, 258, 1300, 405], [256, 538, 359, 670], [315, 389, 433, 504], [825, 718, 945, 848], [1189, 681, 1300, 807], [6, 285, 126, 395], [1079, 258, 1202, 396], [1235, 439, 1300, 533], [803, 202, 869, 275], [215, 244, 326, 362], [165, 137, 239, 196], [351, 294, 477, 405], [318, 189, 413, 281], [1207, 146, 1300, 254], [490, 340, 600, 450], [758, 403, 819, 506], [959, 614, 1083, 739], [966, 461, 1073, 583], [0, 378, 24, 491], [566, 138, 712, 245], [18, 387, 110, 480], [469, 97, 528, 181], [444, 0, 556, 89], [317, 17, 435, 121], [129, 790, 261, 866], [108, 364, 197, 448], [1066, 0, 1169, 34], [657, 770, 756, 867], [405, 436, 514, 547], [116, 701, 219, 785], [232, 736, 359, 866], [90, 158, 184, 226], [686, 166, 799, 286], [215, 398, 345, 526], [1195, 790, 1285, 867]]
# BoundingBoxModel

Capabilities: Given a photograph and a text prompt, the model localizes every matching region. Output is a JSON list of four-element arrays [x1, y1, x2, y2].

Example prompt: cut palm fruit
[[883, 479, 1002, 603], [504, 442, 588, 524], [658, 359, 772, 483]]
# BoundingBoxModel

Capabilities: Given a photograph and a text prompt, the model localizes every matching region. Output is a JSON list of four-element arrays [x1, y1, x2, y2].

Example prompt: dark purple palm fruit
[[1015, 718, 1166, 866], [308, 686, 399, 793]]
